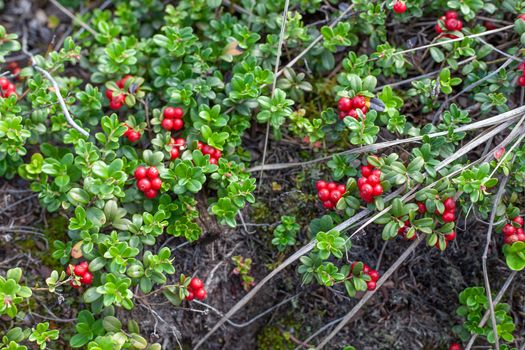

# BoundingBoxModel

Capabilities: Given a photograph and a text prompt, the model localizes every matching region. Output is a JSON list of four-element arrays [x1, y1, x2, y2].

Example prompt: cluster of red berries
[[106, 75, 132, 110], [357, 164, 383, 203], [316, 180, 346, 209], [437, 197, 456, 223], [134, 166, 162, 199], [185, 277, 207, 301], [123, 123, 141, 143], [169, 137, 186, 160], [0, 77, 17, 98], [337, 96, 368, 120], [197, 142, 222, 164], [161, 107, 184, 131], [66, 261, 93, 288], [392, 1, 407, 14], [502, 216, 525, 244], [516, 62, 525, 87], [435, 11, 463, 38], [350, 262, 380, 291]]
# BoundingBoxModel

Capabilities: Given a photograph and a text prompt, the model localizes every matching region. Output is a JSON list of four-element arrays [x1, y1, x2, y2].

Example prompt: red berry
[[372, 184, 383, 196], [105, 89, 113, 99], [417, 202, 427, 214], [170, 147, 180, 160], [455, 20, 463, 30], [393, 1, 407, 14], [66, 264, 74, 276], [163, 107, 177, 119], [0, 77, 9, 90], [339, 111, 348, 120], [327, 182, 337, 191], [445, 18, 459, 31], [362, 264, 370, 274], [321, 200, 333, 209], [366, 281, 377, 291], [443, 198, 456, 211], [116, 75, 132, 89], [174, 138, 186, 147], [442, 212, 455, 223], [4, 89, 17, 98], [316, 180, 327, 190], [371, 169, 381, 177], [352, 96, 366, 109], [109, 99, 123, 110], [185, 291, 195, 301], [214, 150, 222, 159], [518, 76, 525, 87], [361, 166, 372, 177], [197, 141, 204, 150], [435, 23, 444, 34], [517, 232, 525, 242], [190, 278, 204, 290], [357, 177, 368, 189], [172, 119, 184, 131], [209, 157, 218, 165], [195, 288, 207, 300], [127, 131, 141, 143], [146, 167, 159, 179], [318, 189, 330, 201], [517, 227, 525, 236], [338, 97, 353, 112], [512, 216, 524, 227], [173, 107, 184, 118], [74, 264, 88, 276], [150, 178, 162, 191], [144, 189, 158, 199], [202, 145, 214, 155], [445, 11, 458, 19], [348, 109, 358, 119], [134, 166, 147, 180], [330, 190, 342, 202], [484, 21, 496, 30], [519, 14, 525, 21], [161, 118, 174, 130], [368, 270, 379, 282], [502, 224, 516, 236], [504, 234, 519, 244], [80, 272, 93, 285], [367, 174, 380, 185], [361, 184, 373, 197], [137, 178, 152, 192], [337, 185, 346, 194], [359, 106, 368, 115], [445, 231, 456, 241], [449, 343, 461, 350]]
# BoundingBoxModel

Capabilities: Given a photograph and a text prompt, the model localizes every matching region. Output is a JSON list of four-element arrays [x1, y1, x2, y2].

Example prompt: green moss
[[16, 215, 68, 269], [257, 325, 296, 350]]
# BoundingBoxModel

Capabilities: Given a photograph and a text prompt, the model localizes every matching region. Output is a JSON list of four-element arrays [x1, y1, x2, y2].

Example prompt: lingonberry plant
[[2, 0, 525, 348]]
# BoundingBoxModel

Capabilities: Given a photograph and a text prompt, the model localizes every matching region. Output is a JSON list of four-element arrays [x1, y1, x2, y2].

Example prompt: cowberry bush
[[2, 0, 525, 348]]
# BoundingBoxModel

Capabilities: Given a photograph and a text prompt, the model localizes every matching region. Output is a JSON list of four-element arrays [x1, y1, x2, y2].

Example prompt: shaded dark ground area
[[1, 1, 524, 349]]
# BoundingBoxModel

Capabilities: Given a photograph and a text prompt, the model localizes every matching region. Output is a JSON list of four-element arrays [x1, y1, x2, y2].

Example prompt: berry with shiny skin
[[393, 1, 407, 14], [338, 97, 353, 112], [144, 189, 158, 199], [127, 131, 141, 143], [150, 178, 162, 191], [134, 166, 147, 180], [190, 278, 204, 290], [195, 288, 207, 300], [137, 178, 152, 192], [80, 272, 93, 285], [146, 167, 159, 179]]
